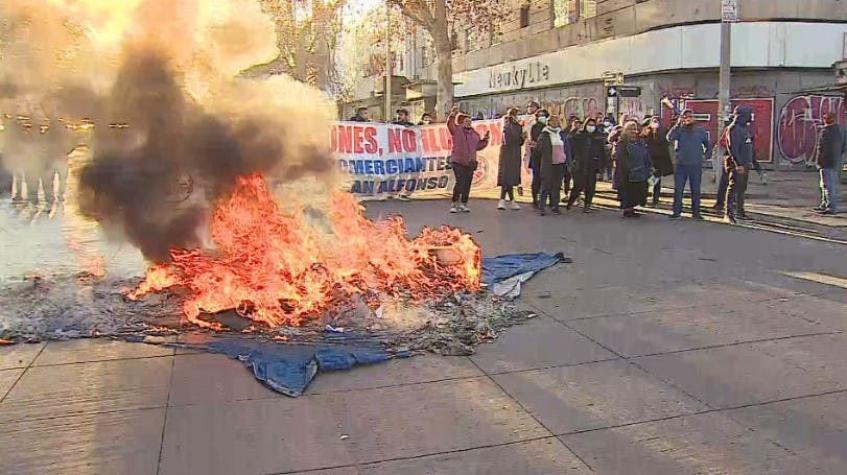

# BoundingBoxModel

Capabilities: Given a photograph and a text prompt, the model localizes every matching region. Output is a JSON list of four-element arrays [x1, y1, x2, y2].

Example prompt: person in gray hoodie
[[724, 105, 755, 223], [667, 110, 711, 219]]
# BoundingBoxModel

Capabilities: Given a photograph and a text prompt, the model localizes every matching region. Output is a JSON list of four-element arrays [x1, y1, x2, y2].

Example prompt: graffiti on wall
[[664, 98, 775, 163], [777, 95, 847, 165]]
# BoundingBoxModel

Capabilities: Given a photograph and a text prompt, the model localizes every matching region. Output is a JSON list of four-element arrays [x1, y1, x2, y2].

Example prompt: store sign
[[487, 61, 550, 91], [721, 0, 739, 22]]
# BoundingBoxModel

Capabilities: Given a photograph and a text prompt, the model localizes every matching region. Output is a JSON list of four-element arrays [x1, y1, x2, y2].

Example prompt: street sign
[[608, 85, 641, 98], [721, 0, 738, 23]]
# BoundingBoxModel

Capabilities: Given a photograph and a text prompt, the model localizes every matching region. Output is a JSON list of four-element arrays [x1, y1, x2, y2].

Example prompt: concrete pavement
[[1, 199, 847, 474]]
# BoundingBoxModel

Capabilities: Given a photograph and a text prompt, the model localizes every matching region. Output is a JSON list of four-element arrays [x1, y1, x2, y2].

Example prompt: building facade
[[347, 0, 847, 167], [447, 0, 847, 167]]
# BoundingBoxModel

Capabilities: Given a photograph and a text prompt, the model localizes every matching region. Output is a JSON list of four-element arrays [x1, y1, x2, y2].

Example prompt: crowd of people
[[444, 100, 844, 222], [347, 101, 843, 221]]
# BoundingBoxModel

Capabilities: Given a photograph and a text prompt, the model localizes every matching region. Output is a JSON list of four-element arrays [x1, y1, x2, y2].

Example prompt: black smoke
[[76, 48, 335, 262]]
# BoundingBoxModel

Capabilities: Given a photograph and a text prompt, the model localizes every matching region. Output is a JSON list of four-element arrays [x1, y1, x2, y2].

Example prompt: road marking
[[782, 271, 847, 289]]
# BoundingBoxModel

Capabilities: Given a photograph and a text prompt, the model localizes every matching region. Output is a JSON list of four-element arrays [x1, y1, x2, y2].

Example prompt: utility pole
[[718, 0, 737, 143], [384, 3, 392, 123]]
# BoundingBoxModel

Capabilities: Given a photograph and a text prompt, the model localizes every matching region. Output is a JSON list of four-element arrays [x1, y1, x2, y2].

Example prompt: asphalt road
[[1, 198, 846, 474]]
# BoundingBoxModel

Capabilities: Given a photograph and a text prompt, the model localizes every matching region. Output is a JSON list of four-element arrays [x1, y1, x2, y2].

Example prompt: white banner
[[331, 120, 531, 199]]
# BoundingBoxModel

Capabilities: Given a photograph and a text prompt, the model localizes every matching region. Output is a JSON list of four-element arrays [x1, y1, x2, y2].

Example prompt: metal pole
[[384, 4, 392, 122], [717, 1, 733, 145]]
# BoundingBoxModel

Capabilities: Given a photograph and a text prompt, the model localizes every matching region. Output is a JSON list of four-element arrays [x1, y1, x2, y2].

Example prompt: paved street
[[1, 198, 846, 474]]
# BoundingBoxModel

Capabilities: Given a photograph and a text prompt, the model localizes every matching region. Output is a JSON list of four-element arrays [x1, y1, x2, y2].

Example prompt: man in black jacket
[[724, 106, 754, 224], [815, 112, 845, 215]]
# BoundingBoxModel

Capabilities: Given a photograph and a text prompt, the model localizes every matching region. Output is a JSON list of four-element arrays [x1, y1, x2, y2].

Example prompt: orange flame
[[130, 174, 481, 328]]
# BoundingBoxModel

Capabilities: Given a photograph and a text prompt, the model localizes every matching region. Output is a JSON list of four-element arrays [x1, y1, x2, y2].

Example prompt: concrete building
[[348, 0, 847, 167]]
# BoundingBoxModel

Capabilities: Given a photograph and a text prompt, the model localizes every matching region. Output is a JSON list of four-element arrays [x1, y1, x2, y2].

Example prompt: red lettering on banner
[[402, 129, 417, 152], [335, 125, 354, 154], [352, 126, 365, 153], [422, 128, 436, 153], [387, 128, 402, 153], [437, 128, 453, 152], [363, 126, 378, 154], [487, 122, 503, 146]]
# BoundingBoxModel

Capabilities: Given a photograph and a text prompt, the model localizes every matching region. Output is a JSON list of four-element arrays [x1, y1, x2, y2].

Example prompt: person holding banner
[[447, 106, 490, 213], [535, 115, 573, 216], [497, 107, 525, 211]]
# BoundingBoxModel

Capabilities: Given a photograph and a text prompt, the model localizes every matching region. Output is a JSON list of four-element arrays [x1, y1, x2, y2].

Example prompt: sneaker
[[668, 214, 682, 219], [693, 214, 705, 220], [817, 209, 836, 216], [551, 208, 562, 215], [813, 206, 826, 212], [538, 208, 546, 216], [459, 204, 471, 213], [737, 213, 752, 221], [582, 207, 592, 214], [396, 194, 411, 201], [509, 201, 521, 210], [497, 199, 507, 210], [712, 204, 725, 212], [449, 204, 460, 214], [723, 215, 737, 225]]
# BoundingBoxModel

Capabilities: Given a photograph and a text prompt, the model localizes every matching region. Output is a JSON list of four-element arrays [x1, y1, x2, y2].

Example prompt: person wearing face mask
[[533, 115, 573, 215], [497, 107, 525, 210], [528, 109, 550, 208], [446, 105, 490, 213], [615, 120, 653, 218], [667, 110, 711, 219], [567, 118, 608, 213], [561, 116, 581, 199], [641, 116, 674, 208]]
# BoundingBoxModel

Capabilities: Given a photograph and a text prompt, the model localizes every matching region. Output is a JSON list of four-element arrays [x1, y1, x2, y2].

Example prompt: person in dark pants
[[724, 106, 755, 224], [497, 107, 525, 210], [528, 109, 549, 208], [814, 112, 845, 215], [615, 120, 653, 218], [534, 115, 572, 215], [447, 106, 489, 213], [567, 117, 608, 213], [562, 116, 580, 198], [642, 116, 673, 207], [667, 110, 711, 219]]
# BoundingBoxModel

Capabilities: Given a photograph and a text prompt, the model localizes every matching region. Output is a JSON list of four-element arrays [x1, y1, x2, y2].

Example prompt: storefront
[[453, 21, 847, 168]]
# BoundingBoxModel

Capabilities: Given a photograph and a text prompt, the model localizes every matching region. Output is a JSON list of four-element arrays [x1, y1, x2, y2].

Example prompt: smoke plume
[[1, 0, 339, 262]]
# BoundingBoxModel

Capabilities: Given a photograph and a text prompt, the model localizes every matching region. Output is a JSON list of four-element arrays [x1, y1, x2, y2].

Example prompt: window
[[519, 4, 530, 28], [552, 0, 597, 27]]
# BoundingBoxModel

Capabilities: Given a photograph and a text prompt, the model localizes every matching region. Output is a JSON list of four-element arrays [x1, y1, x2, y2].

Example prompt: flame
[[130, 174, 481, 328]]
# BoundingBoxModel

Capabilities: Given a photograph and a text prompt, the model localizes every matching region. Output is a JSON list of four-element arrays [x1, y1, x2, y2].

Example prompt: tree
[[251, 0, 347, 93], [387, 0, 504, 119]]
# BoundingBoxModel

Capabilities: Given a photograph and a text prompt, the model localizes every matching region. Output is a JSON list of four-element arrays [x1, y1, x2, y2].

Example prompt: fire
[[130, 174, 481, 328]]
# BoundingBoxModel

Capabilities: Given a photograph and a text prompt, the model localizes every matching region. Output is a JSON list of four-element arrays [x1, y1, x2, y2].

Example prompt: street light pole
[[718, 0, 735, 144], [384, 3, 392, 122]]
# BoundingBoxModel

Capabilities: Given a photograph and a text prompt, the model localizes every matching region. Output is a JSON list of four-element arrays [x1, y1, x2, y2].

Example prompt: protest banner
[[331, 119, 532, 200]]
